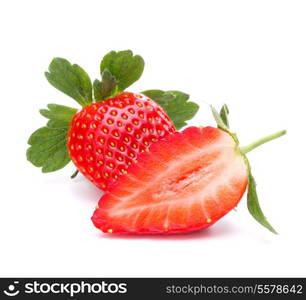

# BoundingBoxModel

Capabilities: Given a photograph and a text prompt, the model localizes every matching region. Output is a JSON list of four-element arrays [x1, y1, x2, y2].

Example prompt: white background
[[0, 0, 305, 277]]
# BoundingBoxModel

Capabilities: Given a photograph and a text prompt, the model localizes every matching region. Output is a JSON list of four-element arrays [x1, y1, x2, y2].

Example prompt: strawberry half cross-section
[[92, 106, 286, 234]]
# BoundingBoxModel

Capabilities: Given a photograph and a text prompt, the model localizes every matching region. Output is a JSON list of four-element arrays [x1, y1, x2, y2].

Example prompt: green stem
[[240, 130, 286, 154]]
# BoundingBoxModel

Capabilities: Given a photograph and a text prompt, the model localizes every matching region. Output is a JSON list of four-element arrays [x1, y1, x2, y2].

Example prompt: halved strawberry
[[92, 126, 249, 234]]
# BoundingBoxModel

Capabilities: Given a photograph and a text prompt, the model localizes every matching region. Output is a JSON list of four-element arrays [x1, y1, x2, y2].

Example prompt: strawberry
[[92, 106, 286, 234], [67, 92, 176, 190], [92, 126, 248, 233], [27, 50, 199, 190], [26, 50, 286, 235]]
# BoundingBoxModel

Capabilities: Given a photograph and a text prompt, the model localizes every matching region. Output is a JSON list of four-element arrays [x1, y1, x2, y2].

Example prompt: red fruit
[[67, 92, 176, 191], [92, 126, 249, 234]]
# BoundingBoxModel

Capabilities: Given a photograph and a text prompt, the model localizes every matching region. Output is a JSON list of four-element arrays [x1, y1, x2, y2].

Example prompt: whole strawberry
[[68, 92, 175, 190], [27, 50, 199, 190]]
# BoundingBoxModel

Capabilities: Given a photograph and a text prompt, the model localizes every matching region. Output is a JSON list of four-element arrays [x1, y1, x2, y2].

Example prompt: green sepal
[[40, 104, 78, 125], [27, 104, 78, 173], [27, 127, 70, 172], [45, 58, 93, 106], [46, 120, 71, 129], [100, 50, 144, 92], [247, 170, 278, 234], [211, 104, 277, 233], [210, 105, 239, 144], [93, 69, 118, 101], [211, 105, 229, 131], [142, 90, 199, 130], [220, 104, 230, 128]]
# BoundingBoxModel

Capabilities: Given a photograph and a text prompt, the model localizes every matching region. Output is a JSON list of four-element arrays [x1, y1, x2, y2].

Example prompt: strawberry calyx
[[45, 58, 93, 107], [211, 105, 286, 234], [27, 50, 199, 176], [142, 90, 199, 130], [93, 50, 145, 102], [239, 131, 286, 235], [26, 104, 78, 172]]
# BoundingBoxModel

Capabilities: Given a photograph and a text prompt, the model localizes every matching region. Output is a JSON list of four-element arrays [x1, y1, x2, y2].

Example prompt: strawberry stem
[[240, 130, 286, 154], [71, 169, 79, 179]]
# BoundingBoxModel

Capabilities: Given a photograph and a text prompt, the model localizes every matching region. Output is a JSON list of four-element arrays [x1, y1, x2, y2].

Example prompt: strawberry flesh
[[92, 126, 248, 234]]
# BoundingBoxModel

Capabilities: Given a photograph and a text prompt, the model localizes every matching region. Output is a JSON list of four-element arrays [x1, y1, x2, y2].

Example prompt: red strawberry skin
[[67, 92, 175, 191], [92, 126, 248, 234]]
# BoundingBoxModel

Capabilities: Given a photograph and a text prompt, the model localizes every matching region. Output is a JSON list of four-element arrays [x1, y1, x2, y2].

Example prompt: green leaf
[[46, 119, 71, 129], [27, 127, 70, 172], [247, 172, 277, 234], [220, 104, 230, 128], [40, 104, 78, 124], [210, 105, 229, 131], [142, 90, 199, 130], [93, 69, 118, 101], [45, 58, 93, 106], [27, 103, 77, 172], [100, 50, 144, 91]]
